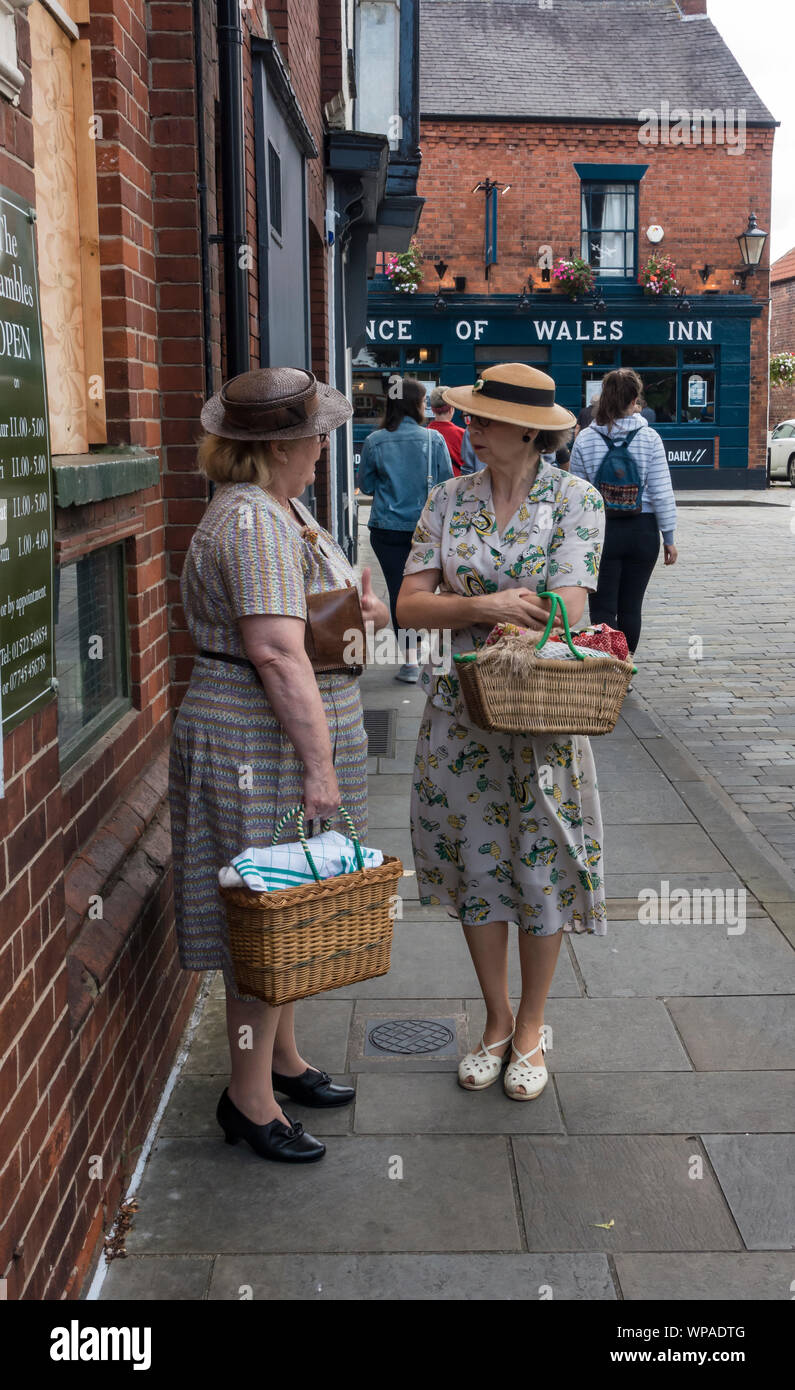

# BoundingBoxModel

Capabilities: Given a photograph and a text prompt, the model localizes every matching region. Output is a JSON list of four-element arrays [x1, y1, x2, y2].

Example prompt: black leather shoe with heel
[[216, 1088, 326, 1162], [271, 1067, 355, 1108]]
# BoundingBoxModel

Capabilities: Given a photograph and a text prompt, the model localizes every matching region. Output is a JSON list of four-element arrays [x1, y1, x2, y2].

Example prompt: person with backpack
[[569, 367, 677, 658]]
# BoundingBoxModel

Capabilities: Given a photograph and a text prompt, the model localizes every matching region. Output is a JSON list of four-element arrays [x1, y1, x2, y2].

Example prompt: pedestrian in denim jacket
[[356, 377, 453, 681]]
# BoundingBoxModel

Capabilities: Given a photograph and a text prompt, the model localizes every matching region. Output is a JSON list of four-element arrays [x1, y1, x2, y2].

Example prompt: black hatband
[[474, 379, 555, 408]]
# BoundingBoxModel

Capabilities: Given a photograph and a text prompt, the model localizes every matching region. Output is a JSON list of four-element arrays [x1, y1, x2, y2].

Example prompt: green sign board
[[0, 186, 55, 737]]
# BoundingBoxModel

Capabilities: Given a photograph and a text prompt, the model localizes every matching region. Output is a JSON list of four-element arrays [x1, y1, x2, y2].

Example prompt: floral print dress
[[404, 460, 608, 935]]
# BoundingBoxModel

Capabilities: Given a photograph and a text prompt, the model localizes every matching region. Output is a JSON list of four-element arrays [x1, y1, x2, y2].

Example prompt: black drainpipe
[[216, 0, 250, 377], [192, 0, 214, 404]]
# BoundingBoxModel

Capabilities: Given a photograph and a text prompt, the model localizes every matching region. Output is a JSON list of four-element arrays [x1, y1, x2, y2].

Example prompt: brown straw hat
[[443, 363, 576, 431], [200, 367, 353, 441]]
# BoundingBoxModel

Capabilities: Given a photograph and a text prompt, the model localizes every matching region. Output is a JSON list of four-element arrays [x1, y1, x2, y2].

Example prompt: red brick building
[[770, 247, 795, 426], [357, 0, 776, 489], [0, 0, 419, 1300]]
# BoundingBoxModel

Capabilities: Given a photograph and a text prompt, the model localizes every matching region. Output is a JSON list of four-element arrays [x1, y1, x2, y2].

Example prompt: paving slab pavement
[[96, 502, 794, 1302]]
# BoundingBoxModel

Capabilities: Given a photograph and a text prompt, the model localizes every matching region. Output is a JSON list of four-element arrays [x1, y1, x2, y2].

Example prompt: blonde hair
[[196, 432, 274, 487]]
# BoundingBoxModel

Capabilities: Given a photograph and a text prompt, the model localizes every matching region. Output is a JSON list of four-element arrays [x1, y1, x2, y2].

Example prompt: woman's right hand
[[479, 588, 562, 631], [303, 764, 341, 822]]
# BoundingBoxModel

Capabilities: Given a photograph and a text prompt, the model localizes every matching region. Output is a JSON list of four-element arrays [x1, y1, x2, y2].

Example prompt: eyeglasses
[[317, 433, 328, 445], [465, 413, 494, 429]]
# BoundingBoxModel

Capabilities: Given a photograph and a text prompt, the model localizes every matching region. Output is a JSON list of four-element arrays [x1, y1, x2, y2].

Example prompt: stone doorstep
[[66, 746, 172, 1030]]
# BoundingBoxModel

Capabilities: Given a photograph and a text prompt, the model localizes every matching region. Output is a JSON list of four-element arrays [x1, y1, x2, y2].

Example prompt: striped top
[[181, 481, 359, 658], [569, 413, 677, 543]]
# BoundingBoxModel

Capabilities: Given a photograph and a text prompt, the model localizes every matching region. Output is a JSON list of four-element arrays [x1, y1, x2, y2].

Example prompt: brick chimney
[[678, 0, 708, 14]]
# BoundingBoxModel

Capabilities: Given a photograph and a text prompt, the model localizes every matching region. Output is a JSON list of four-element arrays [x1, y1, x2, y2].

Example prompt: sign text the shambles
[[0, 187, 55, 734]]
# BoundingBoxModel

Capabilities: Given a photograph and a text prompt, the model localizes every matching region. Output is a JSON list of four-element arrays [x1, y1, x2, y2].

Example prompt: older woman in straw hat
[[397, 364, 606, 1102], [168, 368, 390, 1163]]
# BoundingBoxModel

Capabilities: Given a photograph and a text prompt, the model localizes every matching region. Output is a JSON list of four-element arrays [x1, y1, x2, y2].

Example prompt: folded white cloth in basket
[[534, 641, 604, 661], [218, 829, 384, 892]]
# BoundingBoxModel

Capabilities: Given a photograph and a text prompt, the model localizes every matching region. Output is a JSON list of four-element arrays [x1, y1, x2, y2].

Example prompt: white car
[[768, 419, 795, 484]]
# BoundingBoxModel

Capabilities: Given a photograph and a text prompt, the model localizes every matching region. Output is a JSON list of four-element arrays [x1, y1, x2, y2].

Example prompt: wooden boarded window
[[28, 0, 105, 453]]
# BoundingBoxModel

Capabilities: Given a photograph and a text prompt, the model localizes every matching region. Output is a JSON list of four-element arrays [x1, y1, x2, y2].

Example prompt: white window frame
[[0, 0, 34, 106]]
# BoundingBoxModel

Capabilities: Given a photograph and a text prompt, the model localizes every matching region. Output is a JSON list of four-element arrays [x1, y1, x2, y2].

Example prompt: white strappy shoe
[[503, 1034, 548, 1101], [458, 1028, 515, 1091]]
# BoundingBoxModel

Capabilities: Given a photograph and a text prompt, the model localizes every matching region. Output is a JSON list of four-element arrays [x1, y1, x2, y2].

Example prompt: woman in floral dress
[[397, 364, 606, 1101]]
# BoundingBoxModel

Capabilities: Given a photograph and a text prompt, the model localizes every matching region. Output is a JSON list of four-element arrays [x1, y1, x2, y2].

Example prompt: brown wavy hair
[[379, 376, 426, 431], [594, 369, 644, 430]]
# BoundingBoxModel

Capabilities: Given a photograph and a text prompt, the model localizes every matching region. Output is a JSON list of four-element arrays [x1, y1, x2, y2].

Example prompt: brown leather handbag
[[304, 584, 366, 674]]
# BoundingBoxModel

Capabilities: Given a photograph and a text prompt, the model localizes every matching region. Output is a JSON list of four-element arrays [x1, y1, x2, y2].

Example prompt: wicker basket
[[219, 806, 402, 1005], [454, 591, 634, 737]]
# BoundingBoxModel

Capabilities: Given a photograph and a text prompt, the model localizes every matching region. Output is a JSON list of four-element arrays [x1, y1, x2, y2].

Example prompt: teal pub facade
[[353, 289, 764, 490]]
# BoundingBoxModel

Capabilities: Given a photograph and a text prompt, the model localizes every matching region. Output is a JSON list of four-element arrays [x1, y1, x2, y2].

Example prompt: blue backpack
[[593, 427, 644, 513]]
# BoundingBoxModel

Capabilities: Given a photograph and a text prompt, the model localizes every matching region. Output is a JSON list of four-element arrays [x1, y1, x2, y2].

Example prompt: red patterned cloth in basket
[[484, 621, 629, 661]]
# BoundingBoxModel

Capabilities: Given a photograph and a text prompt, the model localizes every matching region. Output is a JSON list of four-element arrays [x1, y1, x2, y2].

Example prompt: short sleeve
[[433, 431, 454, 482], [403, 480, 448, 575], [217, 497, 308, 619], [546, 477, 605, 592]]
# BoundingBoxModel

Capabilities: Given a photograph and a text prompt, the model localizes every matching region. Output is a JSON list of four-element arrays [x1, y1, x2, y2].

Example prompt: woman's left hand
[[360, 567, 390, 631]]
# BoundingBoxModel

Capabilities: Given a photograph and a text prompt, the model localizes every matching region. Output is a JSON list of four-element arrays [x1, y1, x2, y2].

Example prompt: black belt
[[198, 647, 362, 677], [199, 648, 254, 668]]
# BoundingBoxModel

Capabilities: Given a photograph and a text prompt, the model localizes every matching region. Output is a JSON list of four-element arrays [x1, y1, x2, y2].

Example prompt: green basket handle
[[271, 804, 365, 882], [453, 599, 638, 673], [535, 590, 585, 661]]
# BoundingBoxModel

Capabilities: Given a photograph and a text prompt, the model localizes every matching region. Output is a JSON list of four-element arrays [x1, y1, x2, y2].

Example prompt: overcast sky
[[707, 0, 794, 261]]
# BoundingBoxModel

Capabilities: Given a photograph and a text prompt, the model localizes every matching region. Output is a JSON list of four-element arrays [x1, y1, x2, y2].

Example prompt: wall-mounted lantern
[[734, 212, 768, 288]]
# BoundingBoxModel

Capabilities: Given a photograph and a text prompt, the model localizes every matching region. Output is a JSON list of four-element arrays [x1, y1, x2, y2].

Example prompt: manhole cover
[[367, 1019, 456, 1055], [363, 708, 397, 757]]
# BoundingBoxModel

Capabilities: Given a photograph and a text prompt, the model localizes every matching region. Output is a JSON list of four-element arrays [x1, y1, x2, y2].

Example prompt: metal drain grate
[[367, 1019, 456, 1056], [363, 707, 397, 758]]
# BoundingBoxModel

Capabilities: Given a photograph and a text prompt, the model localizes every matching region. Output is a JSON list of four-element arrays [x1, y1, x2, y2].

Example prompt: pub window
[[352, 345, 399, 424], [268, 141, 282, 236], [352, 346, 442, 424], [583, 348, 617, 368], [55, 544, 131, 770], [403, 346, 440, 367], [581, 182, 637, 280], [580, 346, 718, 424], [29, 3, 106, 452], [634, 368, 678, 423]]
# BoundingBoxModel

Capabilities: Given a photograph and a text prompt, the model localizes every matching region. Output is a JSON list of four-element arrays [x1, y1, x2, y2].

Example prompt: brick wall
[[148, 0, 216, 707], [415, 118, 773, 471], [771, 276, 795, 424], [90, 0, 159, 449], [0, 0, 197, 1301]]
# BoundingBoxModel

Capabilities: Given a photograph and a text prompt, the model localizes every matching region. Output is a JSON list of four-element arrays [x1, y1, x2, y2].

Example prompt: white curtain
[[582, 184, 632, 277]]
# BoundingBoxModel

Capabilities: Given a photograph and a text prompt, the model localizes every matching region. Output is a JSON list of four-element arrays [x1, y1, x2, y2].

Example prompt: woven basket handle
[[271, 804, 365, 882], [535, 590, 585, 662]]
